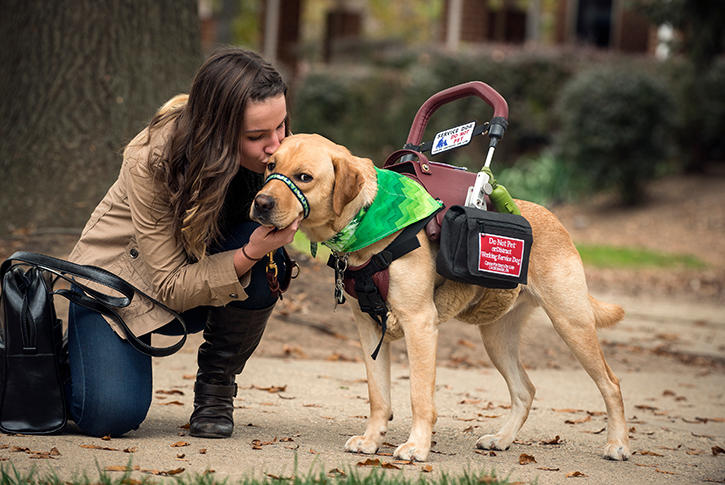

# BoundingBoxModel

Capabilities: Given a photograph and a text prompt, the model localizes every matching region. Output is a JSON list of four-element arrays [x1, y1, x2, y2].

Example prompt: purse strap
[[0, 251, 186, 357]]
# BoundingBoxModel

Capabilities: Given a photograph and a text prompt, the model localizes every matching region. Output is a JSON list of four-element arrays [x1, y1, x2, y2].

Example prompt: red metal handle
[[405, 81, 509, 146]]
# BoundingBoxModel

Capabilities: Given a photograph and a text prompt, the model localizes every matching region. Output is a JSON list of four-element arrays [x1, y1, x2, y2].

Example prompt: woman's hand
[[233, 216, 302, 275]]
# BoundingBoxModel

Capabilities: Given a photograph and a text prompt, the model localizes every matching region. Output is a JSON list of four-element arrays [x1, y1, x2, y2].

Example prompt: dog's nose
[[253, 194, 276, 214]]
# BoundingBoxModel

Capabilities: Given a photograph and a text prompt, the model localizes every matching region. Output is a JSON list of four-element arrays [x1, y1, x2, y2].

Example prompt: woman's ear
[[330, 154, 364, 216]]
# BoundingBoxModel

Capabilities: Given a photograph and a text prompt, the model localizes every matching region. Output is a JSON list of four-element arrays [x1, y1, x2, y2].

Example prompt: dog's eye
[[296, 173, 313, 183], [266, 161, 276, 172]]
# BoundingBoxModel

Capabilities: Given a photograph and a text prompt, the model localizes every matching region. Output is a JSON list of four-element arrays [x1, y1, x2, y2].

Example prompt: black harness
[[327, 213, 438, 359]]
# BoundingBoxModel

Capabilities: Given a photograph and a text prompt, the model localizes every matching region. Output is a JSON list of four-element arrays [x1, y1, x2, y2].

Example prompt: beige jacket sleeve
[[123, 151, 252, 312]]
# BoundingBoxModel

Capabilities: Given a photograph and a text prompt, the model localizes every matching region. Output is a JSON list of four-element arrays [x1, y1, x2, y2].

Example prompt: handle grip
[[405, 81, 509, 146]]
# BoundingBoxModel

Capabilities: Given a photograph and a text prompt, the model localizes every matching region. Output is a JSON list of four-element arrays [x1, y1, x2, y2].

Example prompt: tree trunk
[[0, 0, 201, 235]]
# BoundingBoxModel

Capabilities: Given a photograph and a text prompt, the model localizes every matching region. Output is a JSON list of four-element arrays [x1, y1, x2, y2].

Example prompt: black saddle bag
[[0, 251, 188, 435], [436, 205, 533, 289]]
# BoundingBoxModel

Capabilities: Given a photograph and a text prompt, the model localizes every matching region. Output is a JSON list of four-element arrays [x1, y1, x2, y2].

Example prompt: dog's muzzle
[[259, 172, 310, 219]]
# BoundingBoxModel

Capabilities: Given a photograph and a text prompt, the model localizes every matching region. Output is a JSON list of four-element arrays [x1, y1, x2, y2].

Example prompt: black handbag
[[0, 251, 187, 435], [436, 205, 533, 289]]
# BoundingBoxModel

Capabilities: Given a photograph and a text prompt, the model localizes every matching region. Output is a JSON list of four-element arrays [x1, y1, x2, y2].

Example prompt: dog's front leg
[[345, 311, 392, 455], [394, 309, 438, 462]]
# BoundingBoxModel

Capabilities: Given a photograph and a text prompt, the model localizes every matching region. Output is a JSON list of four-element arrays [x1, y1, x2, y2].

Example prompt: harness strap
[[263, 173, 310, 218], [328, 211, 439, 360]]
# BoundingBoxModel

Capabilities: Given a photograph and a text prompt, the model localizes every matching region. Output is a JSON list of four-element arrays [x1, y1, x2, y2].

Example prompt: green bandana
[[323, 168, 443, 253]]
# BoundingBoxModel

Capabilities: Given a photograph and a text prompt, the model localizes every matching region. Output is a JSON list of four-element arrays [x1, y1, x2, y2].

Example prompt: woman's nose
[[265, 132, 282, 155]]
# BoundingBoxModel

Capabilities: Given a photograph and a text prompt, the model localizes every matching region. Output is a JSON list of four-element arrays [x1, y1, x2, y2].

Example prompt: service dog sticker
[[478, 234, 524, 277], [431, 121, 475, 155]]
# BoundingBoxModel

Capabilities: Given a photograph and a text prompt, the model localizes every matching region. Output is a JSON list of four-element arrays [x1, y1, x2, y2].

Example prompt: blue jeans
[[67, 222, 288, 437]]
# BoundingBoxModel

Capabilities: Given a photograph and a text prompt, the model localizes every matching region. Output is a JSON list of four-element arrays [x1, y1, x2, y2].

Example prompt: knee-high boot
[[189, 304, 273, 438]]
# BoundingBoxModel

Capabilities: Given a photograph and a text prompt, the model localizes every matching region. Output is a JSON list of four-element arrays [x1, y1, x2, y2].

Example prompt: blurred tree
[[0, 0, 201, 235], [630, 0, 725, 172]]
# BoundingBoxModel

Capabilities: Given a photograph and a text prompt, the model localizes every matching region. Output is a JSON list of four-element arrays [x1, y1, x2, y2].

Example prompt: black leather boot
[[189, 304, 273, 438]]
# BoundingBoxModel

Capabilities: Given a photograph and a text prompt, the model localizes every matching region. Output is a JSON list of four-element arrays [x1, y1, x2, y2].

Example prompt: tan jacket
[[68, 124, 252, 337]]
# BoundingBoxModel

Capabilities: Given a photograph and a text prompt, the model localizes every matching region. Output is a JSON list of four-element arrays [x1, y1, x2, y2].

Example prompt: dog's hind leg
[[475, 300, 537, 451], [345, 312, 392, 455], [543, 300, 630, 460]]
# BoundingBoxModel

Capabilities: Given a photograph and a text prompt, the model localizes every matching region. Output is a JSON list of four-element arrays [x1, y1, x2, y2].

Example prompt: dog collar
[[323, 167, 442, 253], [263, 173, 310, 218]]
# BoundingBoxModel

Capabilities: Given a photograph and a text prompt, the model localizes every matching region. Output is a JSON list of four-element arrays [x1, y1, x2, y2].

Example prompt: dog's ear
[[330, 153, 365, 216]]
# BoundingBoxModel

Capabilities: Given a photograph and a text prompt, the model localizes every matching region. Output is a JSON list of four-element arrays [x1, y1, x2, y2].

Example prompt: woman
[[67, 48, 298, 438]]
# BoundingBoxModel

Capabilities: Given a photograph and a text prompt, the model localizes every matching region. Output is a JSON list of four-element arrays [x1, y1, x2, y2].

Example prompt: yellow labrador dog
[[251, 133, 629, 462]]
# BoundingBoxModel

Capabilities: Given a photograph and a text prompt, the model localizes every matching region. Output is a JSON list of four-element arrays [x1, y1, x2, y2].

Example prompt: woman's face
[[240, 94, 287, 173]]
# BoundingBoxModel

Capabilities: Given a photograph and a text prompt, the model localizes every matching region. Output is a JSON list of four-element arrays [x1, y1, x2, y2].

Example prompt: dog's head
[[251, 134, 374, 240]]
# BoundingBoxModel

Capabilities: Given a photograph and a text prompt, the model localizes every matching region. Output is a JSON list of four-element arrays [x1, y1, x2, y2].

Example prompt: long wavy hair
[[146, 48, 288, 261]]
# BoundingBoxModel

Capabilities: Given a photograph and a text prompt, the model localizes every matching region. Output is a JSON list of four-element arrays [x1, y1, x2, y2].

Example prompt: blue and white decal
[[431, 121, 476, 155]]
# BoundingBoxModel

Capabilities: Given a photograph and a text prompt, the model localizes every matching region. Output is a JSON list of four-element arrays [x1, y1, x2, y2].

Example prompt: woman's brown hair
[[147, 48, 288, 261]]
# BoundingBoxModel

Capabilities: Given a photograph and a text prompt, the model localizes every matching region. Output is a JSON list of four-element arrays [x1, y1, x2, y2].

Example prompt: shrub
[[554, 65, 674, 205]]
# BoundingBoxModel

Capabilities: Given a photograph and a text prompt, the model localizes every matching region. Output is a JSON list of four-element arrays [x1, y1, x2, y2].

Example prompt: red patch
[[478, 234, 524, 277]]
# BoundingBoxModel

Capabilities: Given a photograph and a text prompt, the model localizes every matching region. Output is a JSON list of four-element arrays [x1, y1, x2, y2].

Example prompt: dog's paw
[[475, 434, 512, 451], [604, 441, 630, 461], [393, 442, 429, 462], [345, 435, 379, 455]]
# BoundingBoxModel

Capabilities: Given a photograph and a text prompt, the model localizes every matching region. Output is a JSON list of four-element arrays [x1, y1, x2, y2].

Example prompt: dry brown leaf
[[182, 374, 195, 380], [463, 426, 475, 433], [552, 408, 582, 413], [655, 469, 677, 475], [381, 462, 401, 470], [566, 471, 587, 478], [80, 444, 120, 451], [635, 404, 658, 411], [686, 449, 706, 455], [636, 450, 664, 457], [49, 447, 61, 456], [105, 465, 139, 472], [519, 453, 536, 465], [357, 458, 382, 467], [328, 468, 346, 477], [282, 344, 308, 358], [537, 467, 560, 472], [712, 446, 725, 456], [565, 415, 591, 425], [101, 435, 112, 441], [156, 389, 184, 396], [541, 435, 562, 445], [124, 447, 137, 453], [422, 465, 433, 473], [199, 448, 207, 454], [303, 403, 322, 408], [457, 338, 476, 349], [252, 384, 287, 393], [170, 441, 190, 448]]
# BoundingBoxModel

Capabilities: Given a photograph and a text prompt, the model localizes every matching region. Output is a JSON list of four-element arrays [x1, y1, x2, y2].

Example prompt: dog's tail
[[157, 94, 188, 116], [590, 295, 625, 328]]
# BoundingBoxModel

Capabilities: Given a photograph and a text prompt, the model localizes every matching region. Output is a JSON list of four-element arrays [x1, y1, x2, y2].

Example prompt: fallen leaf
[[463, 426, 475, 433], [655, 469, 677, 475], [713, 446, 725, 456], [565, 415, 591, 425], [357, 458, 382, 467], [519, 453, 536, 465], [635, 404, 658, 412], [303, 403, 322, 408], [552, 408, 582, 413], [381, 462, 401, 470], [124, 447, 137, 453], [170, 441, 190, 448], [102, 435, 112, 441], [537, 467, 560, 472], [686, 449, 706, 455], [636, 450, 664, 457], [49, 447, 61, 456], [566, 471, 587, 478], [199, 448, 207, 454], [328, 468, 346, 477], [422, 465, 433, 473], [457, 339, 476, 349], [80, 444, 120, 451], [182, 374, 195, 380], [156, 389, 184, 396], [252, 384, 287, 393], [541, 435, 562, 445], [105, 465, 139, 472]]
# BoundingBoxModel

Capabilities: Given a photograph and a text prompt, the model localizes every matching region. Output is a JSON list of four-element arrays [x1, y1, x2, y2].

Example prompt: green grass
[[0, 464, 518, 485], [576, 244, 706, 270]]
